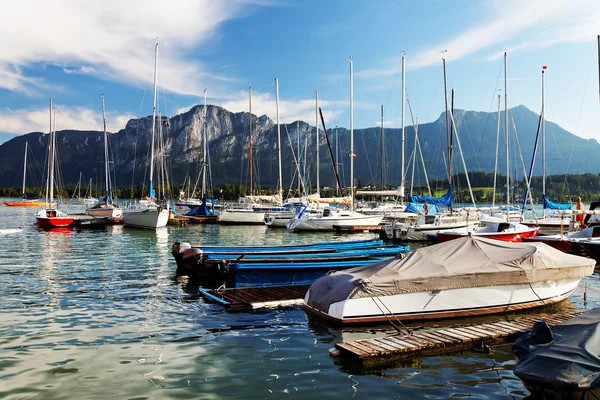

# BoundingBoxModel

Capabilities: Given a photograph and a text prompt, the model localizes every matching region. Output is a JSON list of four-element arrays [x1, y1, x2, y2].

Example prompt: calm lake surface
[[1, 199, 599, 399]]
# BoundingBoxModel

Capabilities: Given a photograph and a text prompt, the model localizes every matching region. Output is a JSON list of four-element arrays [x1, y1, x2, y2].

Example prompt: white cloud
[[0, 0, 252, 96], [357, 0, 600, 77], [0, 105, 134, 134]]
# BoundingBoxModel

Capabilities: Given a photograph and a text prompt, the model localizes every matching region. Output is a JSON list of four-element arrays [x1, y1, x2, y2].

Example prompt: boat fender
[[179, 242, 192, 253]]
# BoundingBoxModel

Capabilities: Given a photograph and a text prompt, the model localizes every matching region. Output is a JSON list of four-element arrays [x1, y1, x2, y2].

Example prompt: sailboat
[[218, 84, 281, 224], [521, 66, 573, 231], [72, 173, 97, 205], [286, 58, 383, 232], [35, 99, 74, 228], [3, 142, 46, 207], [182, 89, 218, 224], [437, 53, 539, 243], [87, 95, 123, 218], [122, 42, 170, 229]]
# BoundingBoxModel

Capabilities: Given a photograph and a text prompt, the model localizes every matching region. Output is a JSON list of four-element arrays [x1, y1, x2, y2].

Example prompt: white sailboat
[[123, 42, 170, 229], [87, 95, 123, 218], [219, 84, 279, 225], [3, 142, 47, 207], [287, 58, 383, 232]]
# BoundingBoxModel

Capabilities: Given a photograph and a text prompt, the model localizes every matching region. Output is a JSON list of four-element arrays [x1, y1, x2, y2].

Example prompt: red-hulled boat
[[35, 209, 74, 228], [35, 98, 74, 229], [437, 222, 539, 243]]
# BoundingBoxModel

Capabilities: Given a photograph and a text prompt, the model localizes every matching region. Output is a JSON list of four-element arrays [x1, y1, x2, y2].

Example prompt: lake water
[[1, 199, 599, 399]]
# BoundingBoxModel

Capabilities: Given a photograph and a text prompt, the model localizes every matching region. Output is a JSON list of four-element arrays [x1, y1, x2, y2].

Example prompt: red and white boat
[[437, 222, 539, 243], [35, 99, 74, 229]]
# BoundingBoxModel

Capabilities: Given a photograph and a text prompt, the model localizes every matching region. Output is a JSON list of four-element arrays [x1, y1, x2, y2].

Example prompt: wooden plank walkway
[[334, 224, 385, 233], [332, 310, 582, 367], [199, 285, 310, 309]]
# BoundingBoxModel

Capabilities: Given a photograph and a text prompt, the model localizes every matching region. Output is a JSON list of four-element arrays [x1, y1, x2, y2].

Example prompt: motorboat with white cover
[[304, 237, 594, 324], [287, 207, 383, 232]]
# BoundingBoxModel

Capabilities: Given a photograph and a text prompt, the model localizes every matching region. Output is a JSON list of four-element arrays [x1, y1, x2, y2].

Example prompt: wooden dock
[[332, 310, 581, 366], [200, 285, 310, 309], [334, 224, 385, 234], [71, 213, 123, 227]]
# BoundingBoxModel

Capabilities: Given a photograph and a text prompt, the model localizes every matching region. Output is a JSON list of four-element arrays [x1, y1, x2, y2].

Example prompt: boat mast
[[77, 171, 82, 199], [315, 89, 320, 194], [401, 54, 405, 203], [597, 35, 600, 105], [492, 94, 501, 209], [22, 142, 27, 198], [381, 105, 385, 189], [101, 95, 109, 205], [349, 57, 354, 211], [443, 58, 450, 186], [249, 84, 253, 196], [275, 78, 282, 198], [49, 106, 56, 208], [202, 89, 207, 198], [297, 121, 300, 195], [504, 52, 509, 222], [149, 41, 159, 200], [541, 66, 546, 218]]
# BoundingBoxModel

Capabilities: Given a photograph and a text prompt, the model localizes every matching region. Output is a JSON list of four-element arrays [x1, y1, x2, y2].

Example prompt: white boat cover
[[305, 237, 595, 313]]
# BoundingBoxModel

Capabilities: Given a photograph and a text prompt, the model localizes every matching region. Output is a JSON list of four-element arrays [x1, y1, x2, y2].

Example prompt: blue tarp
[[543, 195, 571, 210], [405, 202, 438, 215], [408, 185, 453, 207], [185, 197, 213, 216]]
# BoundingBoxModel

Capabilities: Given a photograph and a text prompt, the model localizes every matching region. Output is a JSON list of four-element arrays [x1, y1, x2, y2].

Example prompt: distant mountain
[[0, 132, 18, 145], [0, 104, 598, 189]]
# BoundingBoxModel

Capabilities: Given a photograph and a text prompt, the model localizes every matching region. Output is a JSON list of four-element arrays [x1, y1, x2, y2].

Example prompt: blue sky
[[0, 0, 598, 140]]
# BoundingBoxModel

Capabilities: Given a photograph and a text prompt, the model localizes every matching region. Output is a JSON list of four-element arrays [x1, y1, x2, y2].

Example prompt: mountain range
[[0, 104, 598, 190]]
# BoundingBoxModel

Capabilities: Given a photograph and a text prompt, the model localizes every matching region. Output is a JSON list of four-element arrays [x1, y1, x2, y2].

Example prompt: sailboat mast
[[597, 35, 600, 105], [316, 89, 320, 194], [22, 142, 27, 197], [50, 109, 56, 207], [202, 89, 207, 198], [149, 42, 159, 199], [492, 95, 501, 209], [401, 54, 405, 202], [275, 79, 282, 197], [541, 67, 546, 218], [443, 58, 450, 185], [504, 52, 509, 221], [249, 84, 253, 196], [349, 57, 354, 211], [381, 104, 385, 189], [297, 121, 300, 194], [101, 95, 109, 204]]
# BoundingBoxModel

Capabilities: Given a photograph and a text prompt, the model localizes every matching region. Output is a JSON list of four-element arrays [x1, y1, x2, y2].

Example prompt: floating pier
[[334, 224, 385, 234], [70, 213, 123, 227], [200, 285, 310, 309], [331, 310, 582, 367]]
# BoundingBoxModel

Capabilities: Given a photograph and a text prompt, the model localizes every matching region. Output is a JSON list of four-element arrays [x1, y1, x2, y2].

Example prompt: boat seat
[[592, 227, 600, 237], [497, 222, 511, 232]]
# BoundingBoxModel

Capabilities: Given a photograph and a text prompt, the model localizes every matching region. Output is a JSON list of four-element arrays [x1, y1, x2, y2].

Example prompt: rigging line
[[511, 112, 538, 220], [383, 59, 403, 111], [477, 61, 504, 153], [562, 42, 598, 191]]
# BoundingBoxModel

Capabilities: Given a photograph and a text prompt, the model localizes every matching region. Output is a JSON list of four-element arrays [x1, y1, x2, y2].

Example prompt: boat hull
[[36, 216, 74, 228], [289, 215, 383, 231], [87, 207, 123, 218], [218, 209, 265, 225], [437, 228, 539, 243], [4, 201, 46, 207], [305, 279, 580, 324], [390, 222, 476, 242], [123, 208, 169, 229]]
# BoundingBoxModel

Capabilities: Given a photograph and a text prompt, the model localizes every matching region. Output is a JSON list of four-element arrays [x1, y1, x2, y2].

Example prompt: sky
[[0, 0, 598, 140]]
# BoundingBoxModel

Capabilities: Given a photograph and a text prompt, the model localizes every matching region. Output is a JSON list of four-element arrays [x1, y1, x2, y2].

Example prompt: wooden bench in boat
[[331, 310, 583, 367], [200, 285, 310, 309]]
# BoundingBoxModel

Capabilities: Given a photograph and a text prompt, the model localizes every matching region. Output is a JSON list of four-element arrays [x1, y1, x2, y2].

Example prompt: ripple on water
[[1, 200, 598, 399]]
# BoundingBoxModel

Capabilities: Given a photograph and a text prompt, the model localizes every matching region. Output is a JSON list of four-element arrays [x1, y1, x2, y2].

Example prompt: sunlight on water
[[0, 198, 598, 399]]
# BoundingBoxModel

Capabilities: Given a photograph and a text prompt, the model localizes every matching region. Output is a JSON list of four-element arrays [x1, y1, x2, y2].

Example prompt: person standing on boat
[[576, 197, 588, 228]]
